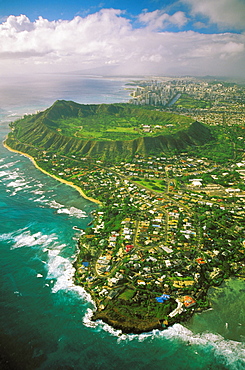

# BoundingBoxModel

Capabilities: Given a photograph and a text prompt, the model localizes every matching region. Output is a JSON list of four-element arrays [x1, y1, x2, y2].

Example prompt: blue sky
[[0, 0, 245, 78], [0, 1, 182, 22], [0, 0, 242, 33]]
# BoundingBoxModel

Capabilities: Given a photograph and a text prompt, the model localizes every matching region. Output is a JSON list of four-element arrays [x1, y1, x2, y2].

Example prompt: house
[[160, 246, 173, 253], [183, 296, 196, 308], [165, 260, 171, 268], [190, 179, 203, 187], [196, 257, 206, 264], [155, 294, 170, 303], [137, 280, 146, 285], [173, 280, 195, 288], [125, 244, 134, 253]]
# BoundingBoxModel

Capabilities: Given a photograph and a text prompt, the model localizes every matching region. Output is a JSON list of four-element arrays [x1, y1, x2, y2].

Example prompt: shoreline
[[3, 140, 102, 206]]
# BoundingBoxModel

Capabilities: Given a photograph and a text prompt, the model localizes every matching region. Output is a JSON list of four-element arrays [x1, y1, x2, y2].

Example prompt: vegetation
[[6, 97, 245, 334], [187, 124, 245, 164], [174, 93, 212, 110], [6, 100, 213, 162], [50, 103, 193, 140]]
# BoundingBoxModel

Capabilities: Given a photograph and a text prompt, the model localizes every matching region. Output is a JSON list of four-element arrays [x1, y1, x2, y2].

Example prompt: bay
[[0, 74, 244, 370]]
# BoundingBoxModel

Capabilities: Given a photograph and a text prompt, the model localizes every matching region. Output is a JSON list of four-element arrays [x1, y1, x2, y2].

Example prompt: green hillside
[[7, 100, 213, 161]]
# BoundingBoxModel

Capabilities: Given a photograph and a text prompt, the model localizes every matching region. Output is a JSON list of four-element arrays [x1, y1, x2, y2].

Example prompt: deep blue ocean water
[[0, 74, 245, 370]]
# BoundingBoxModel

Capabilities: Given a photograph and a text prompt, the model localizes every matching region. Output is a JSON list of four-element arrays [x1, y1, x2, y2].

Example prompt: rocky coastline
[[4, 100, 245, 335]]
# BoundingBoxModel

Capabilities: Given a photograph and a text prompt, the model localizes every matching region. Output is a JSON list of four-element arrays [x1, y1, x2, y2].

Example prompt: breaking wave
[[164, 324, 245, 370], [0, 227, 62, 251], [56, 206, 87, 218]]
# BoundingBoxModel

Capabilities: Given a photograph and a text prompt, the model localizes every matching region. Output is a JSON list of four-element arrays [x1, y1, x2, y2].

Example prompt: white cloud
[[182, 0, 245, 30], [2, 14, 35, 32], [0, 9, 245, 78], [138, 10, 188, 30], [193, 21, 209, 29]]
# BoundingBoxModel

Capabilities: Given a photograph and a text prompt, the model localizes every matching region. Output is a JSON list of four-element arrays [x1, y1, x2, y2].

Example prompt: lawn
[[46, 104, 193, 140]]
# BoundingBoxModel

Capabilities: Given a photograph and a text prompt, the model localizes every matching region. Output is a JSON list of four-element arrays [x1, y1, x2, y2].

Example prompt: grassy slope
[[7, 101, 213, 161]]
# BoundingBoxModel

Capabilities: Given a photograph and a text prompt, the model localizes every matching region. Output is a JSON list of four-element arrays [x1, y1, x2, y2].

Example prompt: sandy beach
[[3, 141, 102, 206]]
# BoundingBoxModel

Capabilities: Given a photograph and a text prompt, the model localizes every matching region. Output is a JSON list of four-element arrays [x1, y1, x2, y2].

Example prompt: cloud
[[0, 10, 130, 59], [0, 9, 245, 78], [2, 14, 35, 32], [182, 0, 245, 30], [138, 10, 188, 30], [193, 21, 209, 29]]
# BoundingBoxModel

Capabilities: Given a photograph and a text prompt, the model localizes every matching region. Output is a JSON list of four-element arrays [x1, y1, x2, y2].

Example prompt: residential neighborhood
[[34, 147, 245, 332], [6, 77, 245, 333]]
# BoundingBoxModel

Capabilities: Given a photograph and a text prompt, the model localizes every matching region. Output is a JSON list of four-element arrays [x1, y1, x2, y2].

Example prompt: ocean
[[0, 74, 244, 370]]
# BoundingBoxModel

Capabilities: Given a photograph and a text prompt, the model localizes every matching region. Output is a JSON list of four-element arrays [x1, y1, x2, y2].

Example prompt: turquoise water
[[0, 75, 244, 369]]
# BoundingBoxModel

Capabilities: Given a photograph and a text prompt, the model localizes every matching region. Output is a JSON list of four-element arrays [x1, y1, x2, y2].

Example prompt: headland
[[4, 82, 245, 333]]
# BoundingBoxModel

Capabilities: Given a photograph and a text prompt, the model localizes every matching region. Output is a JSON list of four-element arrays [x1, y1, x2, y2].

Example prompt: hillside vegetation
[[7, 100, 213, 161]]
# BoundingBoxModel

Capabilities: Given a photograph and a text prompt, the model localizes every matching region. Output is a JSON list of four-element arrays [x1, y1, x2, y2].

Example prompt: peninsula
[[5, 79, 245, 333]]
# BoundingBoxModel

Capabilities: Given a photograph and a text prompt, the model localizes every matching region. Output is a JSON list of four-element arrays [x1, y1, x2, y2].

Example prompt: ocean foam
[[32, 190, 45, 195], [0, 170, 11, 178], [81, 308, 165, 341], [1, 167, 36, 196], [33, 195, 47, 203], [0, 160, 20, 170], [71, 285, 96, 306], [7, 179, 31, 190], [0, 170, 20, 182], [45, 249, 97, 307], [82, 309, 124, 337], [47, 201, 87, 218], [0, 230, 18, 242], [163, 324, 245, 368], [47, 253, 76, 293], [6, 171, 20, 180], [57, 206, 87, 218], [57, 208, 71, 215], [49, 200, 64, 209], [1, 227, 81, 297], [0, 227, 60, 252], [11, 230, 59, 250]]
